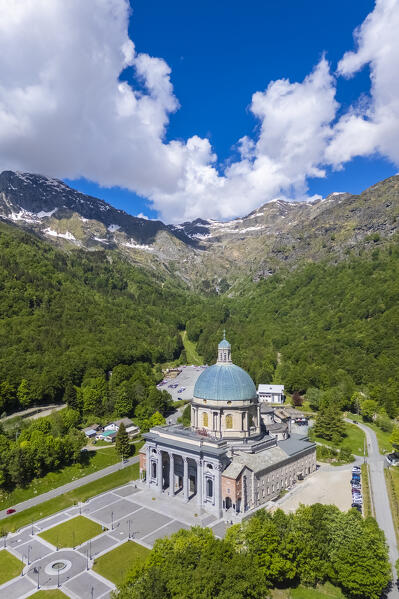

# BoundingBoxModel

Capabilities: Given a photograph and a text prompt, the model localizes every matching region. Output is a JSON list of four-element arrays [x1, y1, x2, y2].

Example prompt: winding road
[[352, 420, 399, 596]]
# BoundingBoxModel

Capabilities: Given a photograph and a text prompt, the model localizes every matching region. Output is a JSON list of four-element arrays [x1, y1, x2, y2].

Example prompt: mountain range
[[1, 169, 399, 290]]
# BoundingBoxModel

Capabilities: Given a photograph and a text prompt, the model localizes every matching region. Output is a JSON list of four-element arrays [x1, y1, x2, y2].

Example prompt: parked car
[[352, 466, 361, 472], [386, 453, 399, 466], [6, 508, 16, 515]]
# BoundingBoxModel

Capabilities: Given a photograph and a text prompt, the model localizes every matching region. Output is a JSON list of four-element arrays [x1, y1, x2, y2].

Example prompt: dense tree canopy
[[116, 506, 391, 599]]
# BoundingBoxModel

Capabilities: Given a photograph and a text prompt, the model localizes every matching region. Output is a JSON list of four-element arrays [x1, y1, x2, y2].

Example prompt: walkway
[[0, 456, 139, 520], [351, 420, 399, 597]]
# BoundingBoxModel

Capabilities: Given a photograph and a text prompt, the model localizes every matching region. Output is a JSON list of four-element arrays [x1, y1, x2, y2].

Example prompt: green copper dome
[[194, 363, 257, 402]]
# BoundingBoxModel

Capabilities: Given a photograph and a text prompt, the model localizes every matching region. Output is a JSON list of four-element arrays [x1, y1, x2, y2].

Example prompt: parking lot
[[157, 365, 206, 401], [277, 462, 355, 513]]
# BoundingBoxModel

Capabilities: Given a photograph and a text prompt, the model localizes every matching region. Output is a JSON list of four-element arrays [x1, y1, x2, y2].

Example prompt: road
[[0, 455, 139, 521], [0, 403, 66, 422], [351, 420, 399, 596]]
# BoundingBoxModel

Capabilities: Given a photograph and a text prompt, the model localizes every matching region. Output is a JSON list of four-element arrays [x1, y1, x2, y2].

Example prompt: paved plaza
[[0, 479, 227, 599]]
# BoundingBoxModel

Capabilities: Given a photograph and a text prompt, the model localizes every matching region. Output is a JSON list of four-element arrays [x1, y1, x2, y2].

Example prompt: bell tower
[[217, 330, 232, 364]]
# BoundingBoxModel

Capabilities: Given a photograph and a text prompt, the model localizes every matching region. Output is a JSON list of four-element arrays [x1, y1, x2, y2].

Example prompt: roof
[[84, 429, 97, 436], [278, 434, 315, 456], [218, 339, 231, 349], [267, 423, 288, 432], [114, 418, 133, 427], [260, 405, 275, 414], [258, 384, 285, 393], [222, 462, 245, 480], [100, 430, 116, 438], [194, 363, 256, 402]]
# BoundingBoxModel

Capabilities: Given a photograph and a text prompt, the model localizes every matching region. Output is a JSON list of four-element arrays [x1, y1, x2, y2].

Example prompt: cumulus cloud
[[0, 0, 398, 223], [327, 0, 399, 167]]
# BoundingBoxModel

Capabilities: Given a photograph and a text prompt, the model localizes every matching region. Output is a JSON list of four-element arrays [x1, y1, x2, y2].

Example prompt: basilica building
[[139, 336, 316, 518]]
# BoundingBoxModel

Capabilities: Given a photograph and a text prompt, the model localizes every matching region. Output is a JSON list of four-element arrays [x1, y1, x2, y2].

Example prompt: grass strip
[[385, 468, 399, 545], [28, 590, 69, 598], [39, 515, 104, 548], [0, 463, 139, 534], [0, 549, 24, 584], [180, 330, 203, 365], [361, 463, 373, 518], [93, 539, 150, 586]]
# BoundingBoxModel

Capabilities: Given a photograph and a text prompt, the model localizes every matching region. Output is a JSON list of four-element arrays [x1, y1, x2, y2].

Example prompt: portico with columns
[[140, 425, 227, 514]]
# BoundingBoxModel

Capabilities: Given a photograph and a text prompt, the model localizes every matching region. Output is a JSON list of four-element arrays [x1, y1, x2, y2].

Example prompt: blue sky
[[67, 0, 395, 220], [2, 1, 398, 222]]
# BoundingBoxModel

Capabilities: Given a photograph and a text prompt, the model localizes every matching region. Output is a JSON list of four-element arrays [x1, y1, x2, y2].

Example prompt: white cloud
[[0, 0, 398, 223], [326, 0, 399, 167]]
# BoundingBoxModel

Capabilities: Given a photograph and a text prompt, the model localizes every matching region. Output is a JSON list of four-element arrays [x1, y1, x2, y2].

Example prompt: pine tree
[[313, 405, 345, 443], [115, 422, 130, 460]]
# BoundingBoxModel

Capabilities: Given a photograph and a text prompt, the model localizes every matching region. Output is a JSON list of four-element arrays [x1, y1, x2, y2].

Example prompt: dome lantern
[[217, 329, 232, 364]]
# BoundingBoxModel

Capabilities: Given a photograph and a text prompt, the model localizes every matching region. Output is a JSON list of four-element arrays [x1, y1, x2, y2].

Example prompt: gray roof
[[260, 405, 275, 414], [113, 418, 133, 427], [222, 461, 245, 479], [267, 423, 288, 432], [278, 434, 315, 456]]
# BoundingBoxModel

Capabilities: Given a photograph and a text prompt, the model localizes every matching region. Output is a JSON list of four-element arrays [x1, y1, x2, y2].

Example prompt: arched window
[[151, 462, 157, 480], [226, 414, 233, 429], [202, 412, 208, 427], [207, 478, 213, 497]]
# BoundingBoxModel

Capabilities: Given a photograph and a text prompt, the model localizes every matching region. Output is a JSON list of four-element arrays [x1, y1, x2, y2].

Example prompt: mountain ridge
[[1, 169, 399, 290]]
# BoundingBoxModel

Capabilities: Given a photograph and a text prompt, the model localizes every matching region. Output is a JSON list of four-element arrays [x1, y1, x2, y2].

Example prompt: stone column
[[196, 460, 202, 506], [145, 445, 151, 487], [157, 450, 163, 493], [219, 412, 222, 438], [183, 457, 189, 502], [169, 453, 174, 495], [195, 407, 198, 428], [257, 405, 261, 433]]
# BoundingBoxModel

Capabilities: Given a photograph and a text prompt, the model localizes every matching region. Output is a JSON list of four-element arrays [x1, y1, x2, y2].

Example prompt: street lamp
[[57, 566, 60, 588], [27, 545, 32, 565], [3, 532, 7, 548], [86, 547, 89, 570], [34, 566, 40, 589], [21, 556, 25, 577], [91, 586, 94, 599], [111, 511, 114, 530], [31, 520, 34, 536], [128, 519, 131, 539], [89, 539, 92, 560]]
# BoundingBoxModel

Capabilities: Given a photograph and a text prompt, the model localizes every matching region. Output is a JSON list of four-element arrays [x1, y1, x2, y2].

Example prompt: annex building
[[139, 336, 316, 518]]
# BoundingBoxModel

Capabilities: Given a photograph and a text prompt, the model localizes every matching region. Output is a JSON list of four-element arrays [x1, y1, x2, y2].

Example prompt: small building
[[104, 418, 133, 432], [97, 430, 117, 443], [126, 424, 140, 438], [257, 384, 285, 404], [83, 427, 97, 439]]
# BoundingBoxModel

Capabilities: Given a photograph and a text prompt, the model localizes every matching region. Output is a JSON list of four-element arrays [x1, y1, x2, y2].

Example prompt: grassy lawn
[[39, 515, 103, 548], [271, 582, 345, 599], [180, 330, 203, 365], [312, 422, 367, 457], [346, 413, 392, 454], [361, 463, 373, 518], [385, 467, 399, 544], [29, 591, 69, 599], [0, 448, 121, 511], [93, 540, 150, 586], [0, 549, 24, 584], [0, 462, 139, 534]]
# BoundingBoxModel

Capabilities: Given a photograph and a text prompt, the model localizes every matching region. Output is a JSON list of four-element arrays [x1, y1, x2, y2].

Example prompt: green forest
[[2, 222, 399, 419]]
